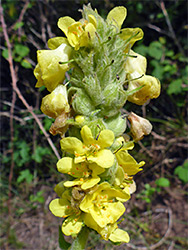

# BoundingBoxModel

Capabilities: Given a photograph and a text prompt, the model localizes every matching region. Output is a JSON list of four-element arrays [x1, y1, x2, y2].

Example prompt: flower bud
[[128, 112, 152, 141], [75, 115, 85, 124], [41, 85, 70, 119]]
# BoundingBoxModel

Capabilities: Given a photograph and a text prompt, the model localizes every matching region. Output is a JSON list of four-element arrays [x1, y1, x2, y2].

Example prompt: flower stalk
[[34, 4, 161, 249]]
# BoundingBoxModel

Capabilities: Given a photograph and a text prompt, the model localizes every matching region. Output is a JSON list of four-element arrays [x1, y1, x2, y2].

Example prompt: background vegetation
[[1, 0, 187, 249]]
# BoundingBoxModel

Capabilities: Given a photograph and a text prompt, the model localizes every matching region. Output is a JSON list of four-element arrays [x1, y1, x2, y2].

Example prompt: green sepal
[[68, 87, 95, 115], [70, 226, 90, 250], [105, 113, 126, 137], [58, 226, 71, 250], [100, 84, 127, 117]]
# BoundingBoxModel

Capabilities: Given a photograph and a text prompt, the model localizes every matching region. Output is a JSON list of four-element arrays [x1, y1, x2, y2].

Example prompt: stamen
[[96, 125, 101, 140], [88, 32, 91, 40], [113, 141, 124, 154]]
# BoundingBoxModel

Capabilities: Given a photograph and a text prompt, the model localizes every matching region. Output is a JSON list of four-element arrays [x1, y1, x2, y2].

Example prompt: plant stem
[[70, 227, 90, 250]]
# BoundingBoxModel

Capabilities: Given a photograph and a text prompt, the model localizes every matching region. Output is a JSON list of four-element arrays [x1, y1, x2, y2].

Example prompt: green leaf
[[30, 191, 45, 203], [174, 160, 188, 183], [155, 177, 170, 187], [32, 146, 51, 163], [148, 41, 163, 60], [13, 22, 24, 30], [134, 44, 148, 56], [14, 44, 30, 58], [167, 79, 182, 95], [17, 169, 33, 184], [151, 59, 164, 79], [21, 59, 32, 69], [2, 48, 9, 59], [59, 226, 71, 250], [70, 227, 89, 250]]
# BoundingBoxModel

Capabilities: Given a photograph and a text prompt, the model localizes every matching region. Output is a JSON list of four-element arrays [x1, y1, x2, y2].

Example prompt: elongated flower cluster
[[34, 4, 160, 245]]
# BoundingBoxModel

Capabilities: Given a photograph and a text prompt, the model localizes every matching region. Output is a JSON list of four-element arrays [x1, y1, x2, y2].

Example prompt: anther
[[113, 141, 124, 154]]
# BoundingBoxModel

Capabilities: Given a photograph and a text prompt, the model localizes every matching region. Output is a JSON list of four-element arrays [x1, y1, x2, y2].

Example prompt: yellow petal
[[36, 43, 71, 92], [83, 213, 117, 240], [67, 22, 88, 49], [114, 165, 125, 186], [109, 228, 130, 243], [58, 16, 75, 36], [88, 149, 114, 168], [62, 216, 83, 236], [127, 75, 161, 105], [47, 37, 69, 50], [85, 22, 96, 41], [57, 157, 73, 174], [81, 176, 100, 190], [97, 129, 114, 148], [116, 151, 145, 175], [88, 14, 97, 28], [41, 85, 70, 118], [125, 50, 147, 75], [120, 28, 143, 49], [90, 201, 125, 228], [64, 179, 83, 187], [34, 64, 43, 88], [89, 163, 105, 175], [107, 6, 127, 29], [60, 137, 85, 154], [49, 198, 69, 217], [80, 125, 95, 146]]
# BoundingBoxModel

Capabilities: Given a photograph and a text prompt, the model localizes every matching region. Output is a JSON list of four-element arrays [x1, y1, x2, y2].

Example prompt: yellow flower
[[83, 213, 130, 243], [49, 188, 84, 236], [80, 182, 130, 229], [125, 50, 161, 105], [58, 15, 97, 50], [106, 6, 127, 30], [106, 6, 143, 51], [128, 112, 153, 141], [57, 157, 105, 190], [60, 125, 115, 169], [114, 137, 145, 175], [41, 85, 70, 119], [34, 41, 72, 92]]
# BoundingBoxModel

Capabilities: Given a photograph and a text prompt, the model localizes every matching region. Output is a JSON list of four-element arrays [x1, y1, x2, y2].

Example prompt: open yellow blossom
[[114, 137, 145, 175], [80, 182, 130, 229], [83, 213, 130, 243], [125, 50, 161, 105], [60, 125, 115, 169], [34, 42, 72, 92], [57, 157, 105, 190], [106, 6, 127, 30], [49, 188, 84, 236], [106, 6, 143, 51], [58, 15, 97, 50]]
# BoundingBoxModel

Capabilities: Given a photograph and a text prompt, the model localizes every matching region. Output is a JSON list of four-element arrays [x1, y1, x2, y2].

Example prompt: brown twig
[[159, 0, 185, 56], [8, 0, 30, 32], [0, 4, 60, 160], [0, 4, 61, 212], [127, 208, 173, 250]]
